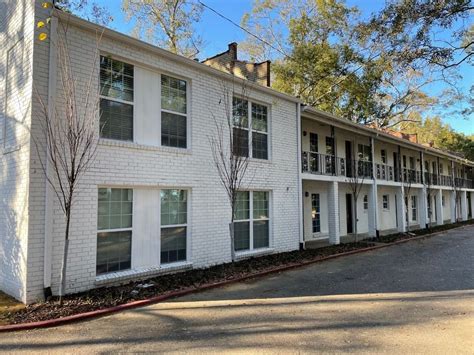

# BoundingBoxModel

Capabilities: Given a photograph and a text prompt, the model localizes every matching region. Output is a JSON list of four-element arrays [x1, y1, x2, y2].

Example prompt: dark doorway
[[346, 194, 353, 234], [345, 141, 353, 177], [468, 194, 472, 219], [393, 152, 399, 181]]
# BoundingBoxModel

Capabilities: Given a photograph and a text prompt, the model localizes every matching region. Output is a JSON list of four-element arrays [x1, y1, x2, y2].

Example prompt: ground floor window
[[234, 191, 270, 251], [96, 188, 133, 275], [160, 189, 188, 264], [363, 195, 368, 210], [382, 195, 389, 210], [411, 195, 417, 221], [311, 193, 321, 233]]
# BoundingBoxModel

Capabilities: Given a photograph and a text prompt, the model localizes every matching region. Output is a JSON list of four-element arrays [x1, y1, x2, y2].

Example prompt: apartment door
[[345, 141, 353, 177], [346, 194, 353, 234]]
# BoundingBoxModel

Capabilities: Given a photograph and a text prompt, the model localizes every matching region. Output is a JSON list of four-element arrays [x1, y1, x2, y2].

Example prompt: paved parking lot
[[1, 225, 473, 354]]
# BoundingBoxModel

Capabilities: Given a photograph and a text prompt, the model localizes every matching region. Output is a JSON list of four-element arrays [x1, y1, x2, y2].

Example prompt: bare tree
[[347, 159, 367, 242], [208, 81, 251, 262], [33, 16, 102, 304]]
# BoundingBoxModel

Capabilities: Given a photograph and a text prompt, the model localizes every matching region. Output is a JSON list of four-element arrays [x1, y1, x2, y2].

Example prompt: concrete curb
[[0, 224, 467, 333]]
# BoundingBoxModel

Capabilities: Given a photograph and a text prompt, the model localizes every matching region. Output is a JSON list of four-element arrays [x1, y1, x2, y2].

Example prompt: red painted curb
[[0, 224, 467, 332]]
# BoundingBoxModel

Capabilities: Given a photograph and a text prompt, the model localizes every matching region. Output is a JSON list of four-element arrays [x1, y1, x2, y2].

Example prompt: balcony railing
[[375, 163, 394, 181], [302, 152, 345, 176], [455, 178, 474, 189], [424, 172, 438, 186], [402, 168, 421, 184], [438, 175, 453, 187]]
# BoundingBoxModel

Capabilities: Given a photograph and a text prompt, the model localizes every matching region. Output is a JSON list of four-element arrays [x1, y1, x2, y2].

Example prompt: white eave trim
[[53, 11, 301, 104]]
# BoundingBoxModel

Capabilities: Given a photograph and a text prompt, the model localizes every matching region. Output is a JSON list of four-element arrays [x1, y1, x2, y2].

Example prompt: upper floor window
[[358, 144, 371, 161], [326, 137, 334, 155], [439, 164, 444, 174], [310, 133, 318, 153], [381, 150, 387, 164], [161, 75, 187, 148], [409, 157, 415, 170], [99, 56, 134, 141], [232, 97, 269, 160]]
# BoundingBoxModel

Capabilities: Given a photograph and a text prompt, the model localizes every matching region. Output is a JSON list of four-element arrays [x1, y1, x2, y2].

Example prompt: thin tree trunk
[[59, 209, 71, 305], [229, 222, 235, 262], [353, 194, 358, 242]]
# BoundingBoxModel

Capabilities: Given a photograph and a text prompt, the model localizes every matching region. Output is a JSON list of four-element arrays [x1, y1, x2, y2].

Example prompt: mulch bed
[[5, 242, 370, 325], [4, 219, 472, 326]]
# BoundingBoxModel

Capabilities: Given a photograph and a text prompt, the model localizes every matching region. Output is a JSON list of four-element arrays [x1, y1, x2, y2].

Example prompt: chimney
[[202, 42, 271, 87]]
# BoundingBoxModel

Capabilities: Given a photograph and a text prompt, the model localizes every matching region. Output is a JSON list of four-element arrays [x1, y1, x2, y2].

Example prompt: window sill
[[99, 139, 192, 155], [95, 262, 193, 286], [235, 248, 274, 260]]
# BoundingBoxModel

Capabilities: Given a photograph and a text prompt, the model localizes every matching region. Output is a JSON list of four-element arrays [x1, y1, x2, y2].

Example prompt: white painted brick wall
[[28, 20, 301, 299]]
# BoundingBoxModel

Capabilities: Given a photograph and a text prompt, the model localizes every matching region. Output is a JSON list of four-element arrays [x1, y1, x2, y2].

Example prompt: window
[[326, 137, 334, 155], [310, 133, 318, 153], [432, 161, 437, 174], [161, 75, 187, 148], [381, 150, 387, 164], [100, 56, 134, 141], [358, 144, 371, 161], [439, 164, 444, 174], [234, 191, 270, 251], [411, 195, 417, 221], [311, 194, 321, 233], [382, 195, 389, 210], [409, 157, 415, 170], [363, 195, 368, 210], [442, 195, 445, 207], [97, 188, 133, 275], [160, 189, 187, 263], [232, 97, 269, 159]]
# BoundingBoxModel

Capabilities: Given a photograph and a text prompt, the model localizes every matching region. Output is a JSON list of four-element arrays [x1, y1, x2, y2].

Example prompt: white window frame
[[311, 193, 321, 234], [158, 188, 191, 266], [99, 56, 135, 142], [160, 74, 189, 149], [96, 187, 134, 275], [382, 195, 390, 210], [234, 190, 272, 252], [363, 195, 368, 211], [232, 96, 271, 160]]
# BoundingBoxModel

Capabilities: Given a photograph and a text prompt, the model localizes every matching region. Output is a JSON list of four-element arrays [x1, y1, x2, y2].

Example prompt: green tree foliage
[[242, 0, 438, 127], [401, 116, 474, 160], [122, 0, 203, 57]]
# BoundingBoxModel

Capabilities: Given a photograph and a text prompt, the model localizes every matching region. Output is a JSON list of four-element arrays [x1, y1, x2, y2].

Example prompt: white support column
[[460, 190, 468, 221], [396, 186, 406, 233], [368, 182, 378, 237], [450, 190, 456, 223], [470, 191, 474, 220], [419, 187, 428, 229], [435, 189, 444, 226], [328, 181, 340, 244]]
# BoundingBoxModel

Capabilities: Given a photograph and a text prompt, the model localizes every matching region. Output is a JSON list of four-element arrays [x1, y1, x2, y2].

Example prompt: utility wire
[[196, 0, 290, 59]]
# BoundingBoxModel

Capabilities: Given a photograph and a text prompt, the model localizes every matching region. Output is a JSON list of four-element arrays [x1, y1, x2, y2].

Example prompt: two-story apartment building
[[1, 2, 473, 304]]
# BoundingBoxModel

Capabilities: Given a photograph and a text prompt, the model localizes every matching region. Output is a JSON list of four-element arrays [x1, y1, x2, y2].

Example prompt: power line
[[196, 0, 290, 59]]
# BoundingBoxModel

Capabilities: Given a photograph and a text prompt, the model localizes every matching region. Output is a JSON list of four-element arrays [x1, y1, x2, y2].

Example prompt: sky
[[94, 0, 473, 135]]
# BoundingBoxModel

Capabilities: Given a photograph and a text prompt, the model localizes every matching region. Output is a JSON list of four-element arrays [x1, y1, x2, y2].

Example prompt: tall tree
[[241, 0, 437, 127], [55, 0, 113, 25], [122, 0, 203, 57]]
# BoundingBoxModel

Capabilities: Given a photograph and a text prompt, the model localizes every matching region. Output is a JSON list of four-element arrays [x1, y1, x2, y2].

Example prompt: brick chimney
[[202, 42, 271, 87]]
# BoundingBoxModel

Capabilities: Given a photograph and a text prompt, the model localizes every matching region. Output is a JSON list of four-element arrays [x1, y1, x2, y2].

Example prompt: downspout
[[296, 103, 304, 249], [43, 15, 58, 299]]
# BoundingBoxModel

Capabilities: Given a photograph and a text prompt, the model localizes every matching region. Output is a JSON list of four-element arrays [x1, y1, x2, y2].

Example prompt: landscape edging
[[0, 224, 466, 332]]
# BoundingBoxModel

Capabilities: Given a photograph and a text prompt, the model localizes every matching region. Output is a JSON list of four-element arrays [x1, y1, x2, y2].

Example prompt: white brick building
[[1, 2, 473, 304]]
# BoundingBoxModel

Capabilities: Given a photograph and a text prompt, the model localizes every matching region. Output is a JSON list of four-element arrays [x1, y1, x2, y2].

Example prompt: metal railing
[[402, 168, 421, 184], [302, 152, 345, 176], [455, 178, 474, 189], [375, 163, 394, 181]]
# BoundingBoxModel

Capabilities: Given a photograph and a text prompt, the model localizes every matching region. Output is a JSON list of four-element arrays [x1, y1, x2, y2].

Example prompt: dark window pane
[[161, 227, 187, 264], [235, 191, 250, 220], [251, 103, 267, 132], [99, 56, 134, 102], [232, 97, 248, 127], [161, 75, 187, 114], [161, 112, 187, 148], [233, 128, 249, 157], [310, 133, 318, 153], [252, 131, 268, 159], [100, 99, 133, 141], [253, 220, 269, 249], [96, 231, 132, 275], [234, 221, 250, 251], [312, 193, 320, 233]]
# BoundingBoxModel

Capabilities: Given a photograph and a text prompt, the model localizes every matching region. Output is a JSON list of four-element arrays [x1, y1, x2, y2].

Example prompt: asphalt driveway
[[1, 225, 473, 354]]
